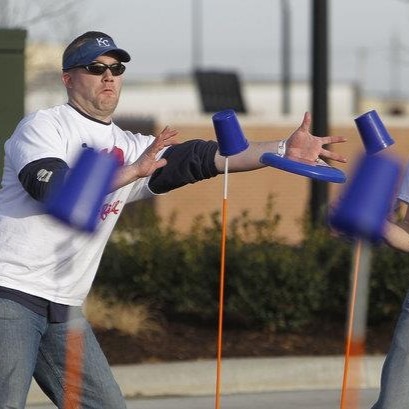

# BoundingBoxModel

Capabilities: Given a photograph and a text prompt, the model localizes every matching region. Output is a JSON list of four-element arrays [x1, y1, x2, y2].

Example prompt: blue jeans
[[0, 298, 127, 409], [371, 291, 409, 409]]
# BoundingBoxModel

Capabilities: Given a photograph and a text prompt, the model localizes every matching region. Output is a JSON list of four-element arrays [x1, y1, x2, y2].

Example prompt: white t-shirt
[[0, 104, 158, 306]]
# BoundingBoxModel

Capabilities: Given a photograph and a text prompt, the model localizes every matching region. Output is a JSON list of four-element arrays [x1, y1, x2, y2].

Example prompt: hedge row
[[94, 197, 409, 331]]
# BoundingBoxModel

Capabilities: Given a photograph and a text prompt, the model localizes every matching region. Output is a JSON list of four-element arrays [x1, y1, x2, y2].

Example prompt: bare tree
[[0, 0, 96, 92], [0, 0, 87, 43]]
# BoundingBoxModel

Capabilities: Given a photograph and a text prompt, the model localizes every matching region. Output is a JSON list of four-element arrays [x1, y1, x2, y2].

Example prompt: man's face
[[62, 53, 124, 122]]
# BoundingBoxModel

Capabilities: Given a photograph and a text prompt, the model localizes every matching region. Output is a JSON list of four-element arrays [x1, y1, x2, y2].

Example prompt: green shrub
[[95, 196, 409, 331], [369, 244, 409, 323]]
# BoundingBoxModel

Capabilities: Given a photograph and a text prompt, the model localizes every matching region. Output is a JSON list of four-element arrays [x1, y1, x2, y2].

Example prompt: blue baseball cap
[[63, 33, 131, 70]]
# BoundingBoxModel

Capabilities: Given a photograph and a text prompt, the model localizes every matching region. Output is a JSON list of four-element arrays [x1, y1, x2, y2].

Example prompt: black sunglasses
[[72, 62, 126, 76]]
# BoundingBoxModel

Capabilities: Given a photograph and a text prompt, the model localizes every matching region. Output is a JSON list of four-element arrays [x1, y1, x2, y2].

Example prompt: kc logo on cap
[[96, 37, 111, 47]]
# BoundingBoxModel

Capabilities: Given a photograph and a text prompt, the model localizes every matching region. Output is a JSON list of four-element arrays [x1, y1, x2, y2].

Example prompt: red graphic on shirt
[[100, 200, 122, 220], [100, 146, 125, 165]]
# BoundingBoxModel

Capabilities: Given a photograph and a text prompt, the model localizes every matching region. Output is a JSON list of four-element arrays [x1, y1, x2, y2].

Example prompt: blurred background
[[3, 0, 409, 117], [4, 0, 409, 240], [5, 0, 409, 380], [3, 0, 409, 240]]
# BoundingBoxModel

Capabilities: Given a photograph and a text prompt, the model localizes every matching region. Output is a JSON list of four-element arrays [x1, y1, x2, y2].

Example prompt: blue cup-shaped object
[[212, 109, 249, 156], [329, 153, 401, 242], [355, 110, 395, 155], [45, 148, 119, 232]]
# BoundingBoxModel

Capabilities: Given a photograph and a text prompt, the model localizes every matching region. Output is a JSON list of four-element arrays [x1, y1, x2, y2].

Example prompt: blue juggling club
[[330, 154, 401, 242], [44, 148, 119, 408], [44, 148, 119, 233], [331, 110, 400, 409]]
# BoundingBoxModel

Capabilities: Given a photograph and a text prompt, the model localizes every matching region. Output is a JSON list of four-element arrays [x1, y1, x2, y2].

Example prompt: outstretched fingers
[[149, 126, 179, 154], [320, 135, 347, 145], [157, 126, 179, 146], [317, 135, 347, 163], [319, 147, 347, 163], [299, 111, 312, 132], [134, 126, 178, 175]]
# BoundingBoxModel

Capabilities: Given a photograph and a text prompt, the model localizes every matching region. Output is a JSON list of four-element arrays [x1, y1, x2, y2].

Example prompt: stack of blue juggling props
[[330, 110, 401, 242], [329, 110, 402, 409]]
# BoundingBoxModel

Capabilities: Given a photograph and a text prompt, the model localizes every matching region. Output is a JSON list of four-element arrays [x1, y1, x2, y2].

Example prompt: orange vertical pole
[[340, 239, 372, 409], [215, 158, 229, 409], [63, 311, 85, 409]]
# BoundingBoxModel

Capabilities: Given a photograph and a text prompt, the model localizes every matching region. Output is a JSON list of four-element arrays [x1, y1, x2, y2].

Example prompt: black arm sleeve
[[149, 140, 219, 194], [18, 157, 69, 202]]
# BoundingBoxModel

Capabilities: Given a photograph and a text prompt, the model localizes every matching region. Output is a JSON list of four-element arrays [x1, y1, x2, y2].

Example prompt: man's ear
[[61, 72, 73, 88]]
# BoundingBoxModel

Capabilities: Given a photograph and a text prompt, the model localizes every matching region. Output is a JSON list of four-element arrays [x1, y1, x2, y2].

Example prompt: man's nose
[[102, 69, 114, 80]]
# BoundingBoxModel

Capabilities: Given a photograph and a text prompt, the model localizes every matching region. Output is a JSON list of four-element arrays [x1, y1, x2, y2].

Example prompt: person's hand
[[111, 126, 178, 191], [286, 112, 347, 164], [132, 126, 178, 178]]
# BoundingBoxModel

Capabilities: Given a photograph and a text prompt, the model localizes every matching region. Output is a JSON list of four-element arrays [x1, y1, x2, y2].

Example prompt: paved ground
[[28, 389, 380, 409], [27, 355, 385, 408]]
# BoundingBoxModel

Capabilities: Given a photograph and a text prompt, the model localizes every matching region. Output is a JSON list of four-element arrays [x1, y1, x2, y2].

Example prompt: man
[[370, 167, 409, 409], [0, 31, 347, 408]]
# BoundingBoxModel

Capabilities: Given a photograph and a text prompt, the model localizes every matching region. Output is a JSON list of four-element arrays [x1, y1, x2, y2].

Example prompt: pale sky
[[25, 0, 409, 98]]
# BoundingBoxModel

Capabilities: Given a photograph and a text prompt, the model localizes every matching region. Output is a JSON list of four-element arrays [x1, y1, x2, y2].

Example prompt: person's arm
[[114, 110, 348, 192], [19, 113, 347, 199], [384, 200, 409, 252], [17, 127, 178, 201], [149, 112, 348, 193], [149, 140, 219, 193], [18, 158, 70, 202], [214, 112, 347, 172]]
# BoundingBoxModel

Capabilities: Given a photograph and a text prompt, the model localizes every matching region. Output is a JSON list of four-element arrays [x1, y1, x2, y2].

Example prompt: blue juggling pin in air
[[44, 148, 119, 233]]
